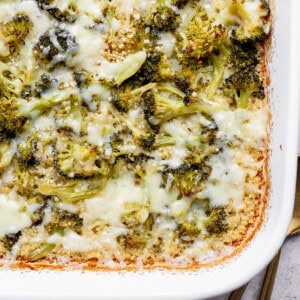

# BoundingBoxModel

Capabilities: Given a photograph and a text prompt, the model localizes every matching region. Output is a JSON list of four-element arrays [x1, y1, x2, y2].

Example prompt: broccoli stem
[[206, 45, 230, 99]]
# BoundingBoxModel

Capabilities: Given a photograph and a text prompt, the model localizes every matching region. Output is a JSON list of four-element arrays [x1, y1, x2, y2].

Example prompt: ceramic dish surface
[[0, 0, 299, 299]]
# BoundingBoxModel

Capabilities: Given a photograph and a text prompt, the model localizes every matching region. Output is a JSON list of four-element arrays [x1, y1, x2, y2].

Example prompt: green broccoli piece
[[0, 14, 33, 57], [38, 180, 107, 203], [179, 222, 201, 238], [148, 0, 180, 32], [171, 0, 189, 9], [150, 92, 213, 125], [1, 231, 22, 251], [229, 0, 271, 43], [18, 90, 74, 118], [229, 40, 259, 71], [0, 97, 27, 141], [73, 70, 91, 88], [164, 163, 211, 196], [34, 73, 55, 97], [31, 202, 47, 226], [204, 206, 228, 234], [112, 110, 156, 150], [45, 208, 83, 235], [124, 52, 161, 86], [223, 67, 265, 109], [54, 137, 106, 179], [153, 133, 176, 149], [118, 214, 154, 250], [176, 9, 227, 62], [27, 243, 56, 262], [206, 44, 231, 99], [112, 83, 156, 112], [17, 136, 38, 166], [36, 0, 77, 23], [33, 27, 77, 65]]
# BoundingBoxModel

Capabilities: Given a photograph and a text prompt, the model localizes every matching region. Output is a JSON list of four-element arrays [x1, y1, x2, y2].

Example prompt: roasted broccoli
[[171, 0, 189, 9], [153, 133, 176, 149], [45, 208, 83, 235], [21, 73, 56, 99], [54, 137, 106, 179], [223, 67, 265, 109], [38, 179, 107, 203], [31, 202, 47, 226], [19, 90, 73, 118], [33, 27, 77, 65], [163, 163, 211, 196], [229, 40, 259, 71], [206, 45, 231, 99], [36, 0, 77, 23], [0, 97, 27, 141], [178, 222, 201, 238], [229, 0, 271, 43], [0, 14, 33, 58], [112, 83, 156, 112], [17, 136, 38, 166], [118, 214, 154, 250], [149, 92, 215, 125], [204, 206, 228, 234], [125, 53, 161, 86], [1, 231, 22, 251], [147, 0, 180, 32], [27, 243, 55, 261], [176, 8, 227, 62]]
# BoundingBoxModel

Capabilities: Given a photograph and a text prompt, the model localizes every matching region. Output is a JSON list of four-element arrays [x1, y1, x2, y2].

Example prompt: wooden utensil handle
[[259, 249, 282, 300], [228, 284, 248, 300]]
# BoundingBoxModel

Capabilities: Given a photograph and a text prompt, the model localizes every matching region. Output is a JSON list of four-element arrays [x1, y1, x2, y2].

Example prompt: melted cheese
[[0, 193, 32, 238], [84, 172, 146, 226]]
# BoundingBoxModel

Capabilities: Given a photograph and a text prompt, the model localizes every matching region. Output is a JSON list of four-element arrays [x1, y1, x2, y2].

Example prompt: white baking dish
[[0, 1, 299, 299]]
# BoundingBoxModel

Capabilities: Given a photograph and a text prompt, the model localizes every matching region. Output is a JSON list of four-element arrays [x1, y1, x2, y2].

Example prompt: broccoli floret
[[148, 0, 180, 32], [38, 179, 107, 203], [179, 222, 201, 238], [125, 53, 161, 86], [19, 90, 74, 118], [204, 206, 228, 234], [153, 133, 176, 149], [34, 73, 55, 97], [176, 9, 227, 62], [112, 109, 156, 150], [229, 40, 259, 71], [118, 214, 154, 250], [171, 0, 189, 9], [0, 98, 27, 141], [164, 163, 211, 196], [206, 44, 231, 99], [150, 92, 209, 125], [0, 14, 33, 57], [36, 0, 76, 23], [33, 27, 77, 65], [31, 202, 47, 226], [54, 137, 105, 179], [73, 70, 91, 88], [17, 137, 38, 166], [112, 83, 156, 112], [1, 231, 22, 251], [223, 67, 265, 109], [230, 0, 271, 43], [45, 208, 83, 235], [174, 76, 193, 104], [27, 243, 55, 262], [22, 73, 56, 99]]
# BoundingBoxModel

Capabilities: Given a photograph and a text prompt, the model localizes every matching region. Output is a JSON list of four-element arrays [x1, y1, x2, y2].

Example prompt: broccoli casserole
[[0, 0, 271, 269]]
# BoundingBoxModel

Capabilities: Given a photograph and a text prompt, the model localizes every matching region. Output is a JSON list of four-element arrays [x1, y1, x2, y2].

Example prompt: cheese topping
[[0, 0, 271, 269]]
